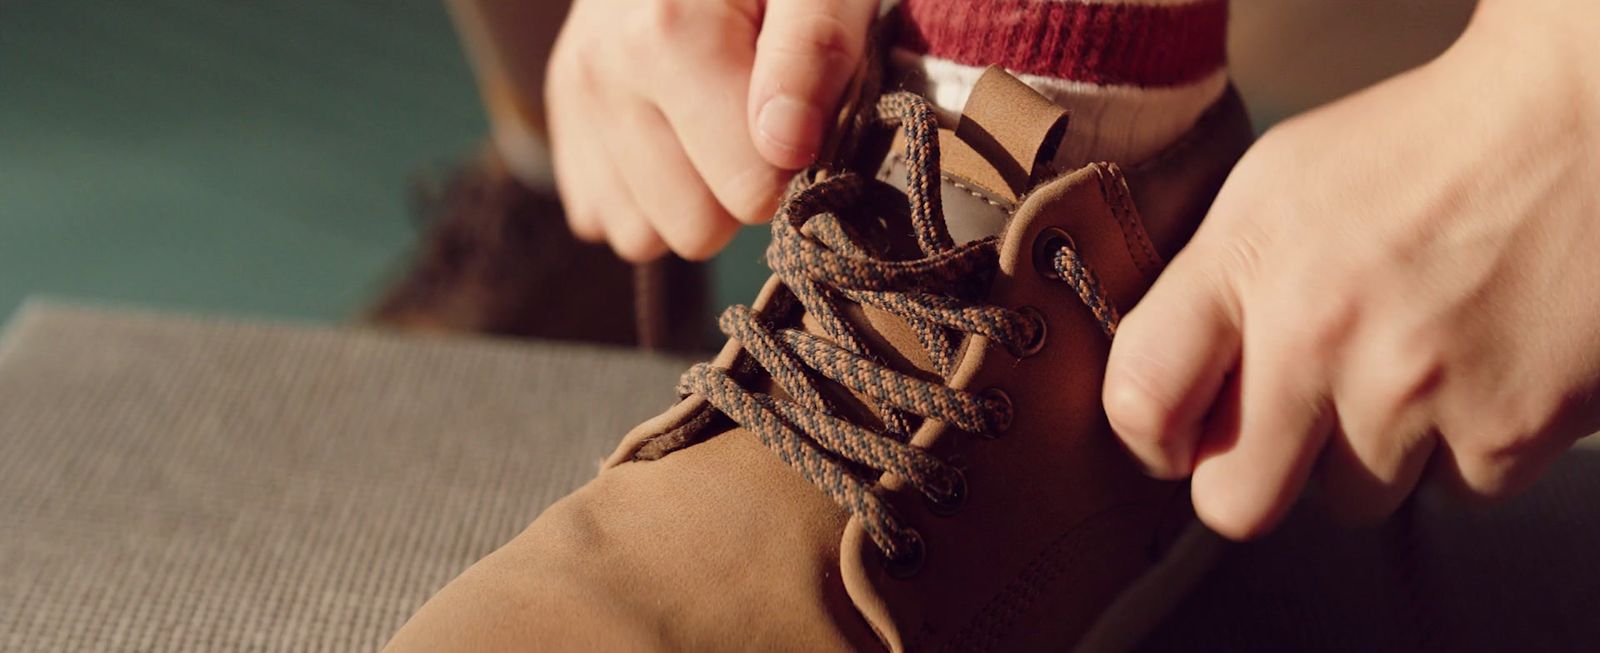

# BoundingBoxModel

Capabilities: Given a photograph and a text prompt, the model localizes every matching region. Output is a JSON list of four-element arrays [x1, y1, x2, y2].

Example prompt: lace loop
[[677, 92, 1121, 565]]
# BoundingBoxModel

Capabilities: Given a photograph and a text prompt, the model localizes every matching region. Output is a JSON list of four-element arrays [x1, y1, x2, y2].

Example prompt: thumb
[[1103, 240, 1244, 480], [747, 0, 878, 170]]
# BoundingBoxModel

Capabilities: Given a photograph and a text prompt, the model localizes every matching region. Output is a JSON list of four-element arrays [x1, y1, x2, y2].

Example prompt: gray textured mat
[[0, 303, 687, 651], [1, 302, 1596, 651]]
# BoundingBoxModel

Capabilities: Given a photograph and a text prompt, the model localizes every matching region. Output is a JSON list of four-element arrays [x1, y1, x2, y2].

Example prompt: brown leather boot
[[384, 68, 1252, 652]]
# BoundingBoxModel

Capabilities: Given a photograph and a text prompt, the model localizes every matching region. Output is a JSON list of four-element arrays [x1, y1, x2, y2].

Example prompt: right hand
[[545, 0, 879, 262]]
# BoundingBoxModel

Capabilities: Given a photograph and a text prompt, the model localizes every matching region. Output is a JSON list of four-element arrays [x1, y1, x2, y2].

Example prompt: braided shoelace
[[678, 92, 1120, 570]]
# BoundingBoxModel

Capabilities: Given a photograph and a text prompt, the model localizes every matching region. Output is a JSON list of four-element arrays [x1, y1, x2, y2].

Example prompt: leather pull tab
[[955, 67, 1070, 196]]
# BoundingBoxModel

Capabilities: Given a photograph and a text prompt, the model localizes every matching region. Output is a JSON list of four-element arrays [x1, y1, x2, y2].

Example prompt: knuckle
[[560, 44, 604, 94], [566, 209, 604, 242], [1307, 286, 1361, 355], [1268, 280, 1359, 368], [1479, 401, 1556, 461], [550, 24, 611, 87], [657, 188, 737, 260], [634, 0, 748, 51], [610, 221, 665, 263], [732, 203, 776, 226], [1368, 325, 1448, 422], [624, 0, 753, 76], [1440, 404, 1560, 502], [675, 217, 734, 262], [1103, 365, 1180, 443], [1396, 321, 1449, 381], [639, 0, 689, 39], [720, 168, 785, 225], [1451, 454, 1525, 501], [620, 4, 674, 60], [557, 188, 601, 233], [666, 225, 727, 262], [1191, 489, 1267, 541], [612, 241, 656, 264], [1212, 222, 1269, 287]]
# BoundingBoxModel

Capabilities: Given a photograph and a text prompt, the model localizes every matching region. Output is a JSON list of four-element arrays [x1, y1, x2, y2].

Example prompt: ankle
[[888, 0, 1230, 167]]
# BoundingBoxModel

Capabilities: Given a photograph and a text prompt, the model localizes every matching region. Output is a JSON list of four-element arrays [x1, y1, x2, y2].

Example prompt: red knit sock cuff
[[891, 0, 1228, 88]]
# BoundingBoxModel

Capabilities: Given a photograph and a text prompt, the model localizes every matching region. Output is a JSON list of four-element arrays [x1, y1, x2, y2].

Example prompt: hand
[[1103, 0, 1600, 540], [545, 0, 878, 261]]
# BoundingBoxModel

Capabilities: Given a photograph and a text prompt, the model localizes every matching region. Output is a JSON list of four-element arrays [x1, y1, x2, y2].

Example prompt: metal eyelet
[[883, 530, 926, 579], [1012, 306, 1047, 358], [1032, 227, 1076, 281], [978, 387, 1013, 438], [924, 468, 968, 517]]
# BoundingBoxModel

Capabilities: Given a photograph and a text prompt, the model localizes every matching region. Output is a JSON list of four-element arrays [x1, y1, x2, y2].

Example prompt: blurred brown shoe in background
[[366, 148, 707, 351]]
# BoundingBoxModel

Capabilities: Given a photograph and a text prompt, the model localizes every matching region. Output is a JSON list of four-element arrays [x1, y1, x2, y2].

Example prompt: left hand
[[1102, 0, 1600, 540]]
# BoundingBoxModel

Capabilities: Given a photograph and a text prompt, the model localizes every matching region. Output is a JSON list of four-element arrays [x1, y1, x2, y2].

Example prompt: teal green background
[[0, 0, 769, 325], [2, 0, 482, 322]]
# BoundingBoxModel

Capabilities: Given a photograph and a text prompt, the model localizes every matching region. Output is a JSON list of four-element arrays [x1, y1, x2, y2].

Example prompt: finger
[[545, 55, 606, 242], [1104, 244, 1243, 480], [548, 123, 606, 242], [606, 102, 741, 261], [1191, 319, 1334, 541], [547, 30, 663, 260], [747, 0, 878, 169], [1316, 420, 1437, 525], [580, 113, 667, 262], [1430, 389, 1596, 502], [552, 154, 607, 243], [597, 172, 668, 263], [1317, 345, 1441, 524], [1427, 434, 1568, 503], [638, 3, 789, 224]]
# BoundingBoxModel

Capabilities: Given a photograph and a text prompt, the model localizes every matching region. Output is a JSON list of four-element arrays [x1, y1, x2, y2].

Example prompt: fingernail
[[757, 95, 823, 162]]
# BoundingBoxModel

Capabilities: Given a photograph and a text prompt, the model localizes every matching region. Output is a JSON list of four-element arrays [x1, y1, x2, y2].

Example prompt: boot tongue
[[878, 67, 1070, 244], [792, 69, 1069, 391]]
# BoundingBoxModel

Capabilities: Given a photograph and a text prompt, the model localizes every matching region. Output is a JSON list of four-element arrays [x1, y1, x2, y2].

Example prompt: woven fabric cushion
[[1, 302, 1597, 651], [0, 303, 687, 651]]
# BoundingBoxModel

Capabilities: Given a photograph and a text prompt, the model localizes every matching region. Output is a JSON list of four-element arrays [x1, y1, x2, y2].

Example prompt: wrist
[[1457, 0, 1600, 84], [1439, 1, 1600, 137]]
